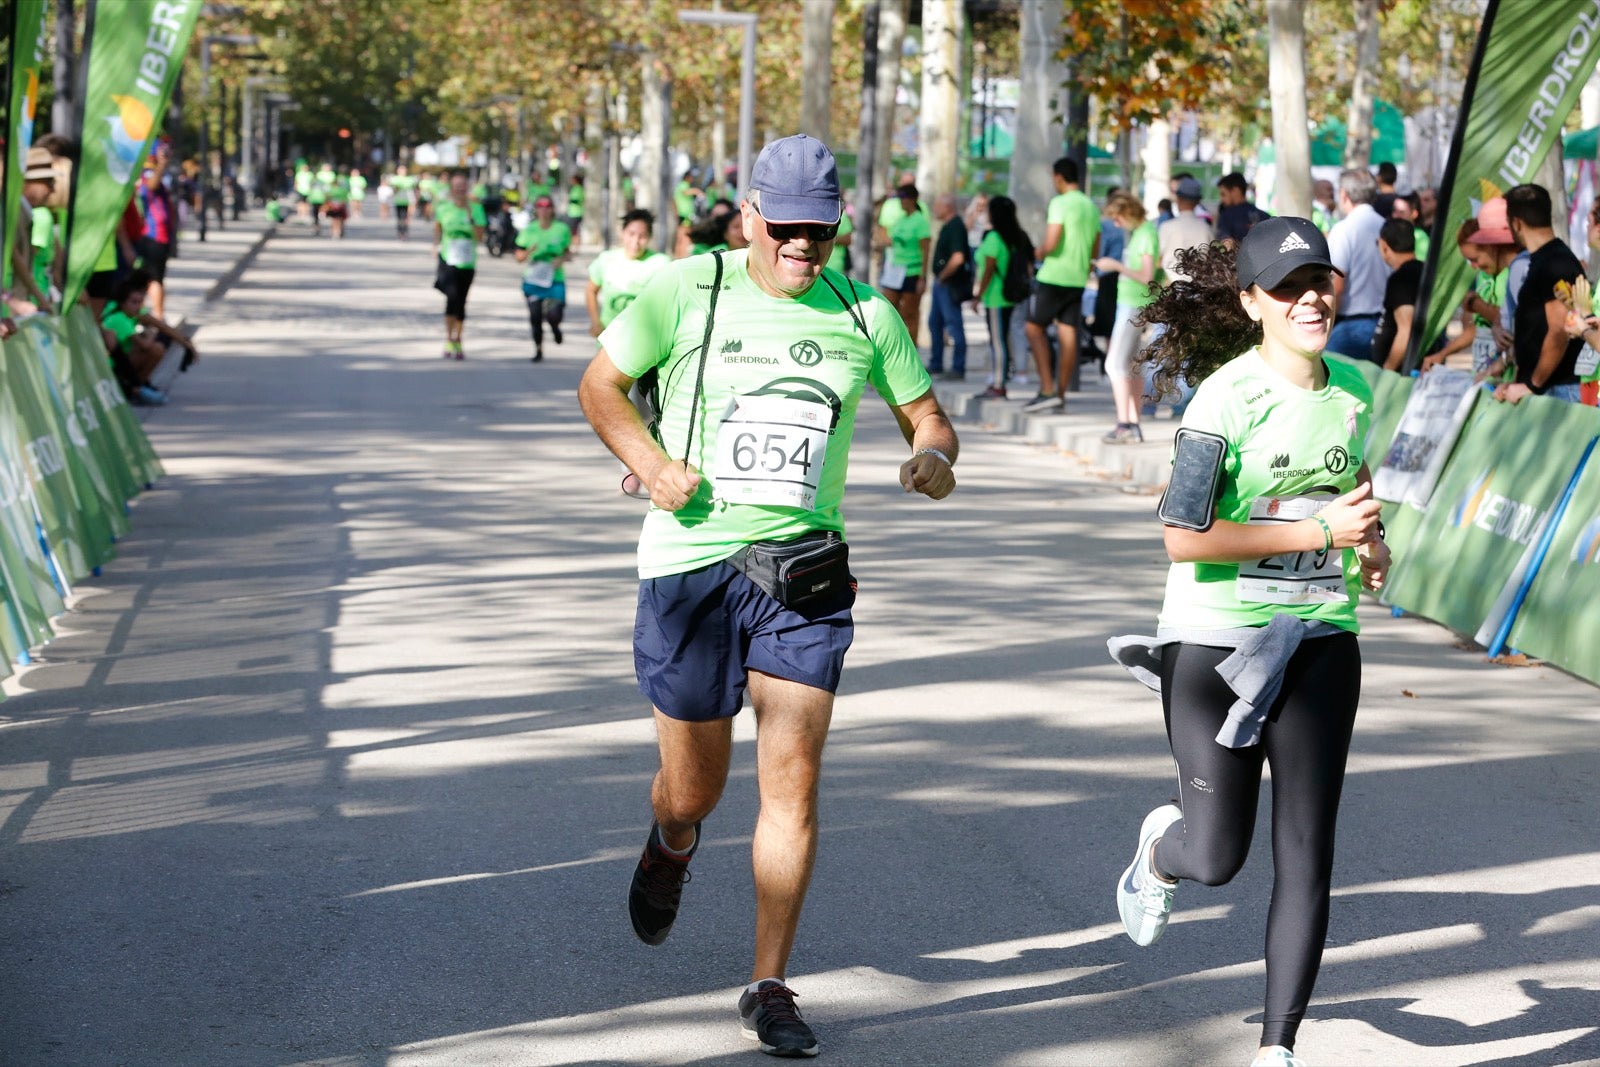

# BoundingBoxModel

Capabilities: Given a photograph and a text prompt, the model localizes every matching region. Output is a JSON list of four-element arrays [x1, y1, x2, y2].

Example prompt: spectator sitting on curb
[[102, 268, 198, 407]]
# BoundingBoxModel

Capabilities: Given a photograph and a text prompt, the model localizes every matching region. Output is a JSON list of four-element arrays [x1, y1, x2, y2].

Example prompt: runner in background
[[348, 168, 368, 218], [586, 209, 669, 337], [1109, 219, 1390, 1067], [514, 194, 572, 363], [325, 171, 351, 240], [305, 165, 329, 236], [391, 165, 416, 239], [566, 175, 586, 244], [432, 172, 487, 361], [294, 159, 313, 221]]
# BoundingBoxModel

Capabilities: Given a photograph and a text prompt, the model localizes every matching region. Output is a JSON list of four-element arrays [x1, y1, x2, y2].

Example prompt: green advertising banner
[[1508, 441, 1600, 683], [0, 376, 65, 650], [1410, 0, 1600, 364], [1382, 396, 1600, 635], [1366, 371, 1415, 479], [63, 305, 163, 489], [25, 317, 131, 544], [2, 0, 49, 292], [63, 0, 201, 308], [3, 329, 96, 583]]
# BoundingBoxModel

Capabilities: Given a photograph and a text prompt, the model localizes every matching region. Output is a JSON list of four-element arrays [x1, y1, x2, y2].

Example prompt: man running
[[578, 134, 958, 1059]]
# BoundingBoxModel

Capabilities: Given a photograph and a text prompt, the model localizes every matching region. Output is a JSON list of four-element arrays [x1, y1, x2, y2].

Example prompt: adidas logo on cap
[[1279, 230, 1312, 254]]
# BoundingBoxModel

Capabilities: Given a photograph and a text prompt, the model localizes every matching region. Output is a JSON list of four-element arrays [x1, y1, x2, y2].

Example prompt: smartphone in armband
[[1157, 428, 1227, 532]]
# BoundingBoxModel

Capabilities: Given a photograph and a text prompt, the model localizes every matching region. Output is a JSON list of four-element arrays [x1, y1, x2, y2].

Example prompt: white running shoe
[[1250, 1046, 1306, 1067], [1116, 803, 1183, 946]]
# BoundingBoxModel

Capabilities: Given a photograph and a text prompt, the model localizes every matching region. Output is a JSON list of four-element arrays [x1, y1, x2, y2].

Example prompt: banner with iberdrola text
[[2, 0, 49, 292], [1508, 438, 1600, 684], [62, 0, 200, 309], [1382, 396, 1600, 635], [1408, 0, 1600, 366], [64, 305, 163, 491]]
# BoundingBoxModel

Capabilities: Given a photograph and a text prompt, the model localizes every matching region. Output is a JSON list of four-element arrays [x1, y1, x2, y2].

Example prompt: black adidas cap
[[1236, 216, 1343, 291]]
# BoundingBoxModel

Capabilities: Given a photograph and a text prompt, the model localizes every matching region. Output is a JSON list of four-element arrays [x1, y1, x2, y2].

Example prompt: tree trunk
[[1011, 0, 1065, 243], [639, 57, 673, 252], [53, 0, 77, 138], [800, 0, 835, 142], [1268, 0, 1311, 218], [1141, 119, 1171, 216], [916, 0, 961, 201], [1345, 0, 1379, 170], [873, 0, 908, 202], [853, 0, 880, 281]]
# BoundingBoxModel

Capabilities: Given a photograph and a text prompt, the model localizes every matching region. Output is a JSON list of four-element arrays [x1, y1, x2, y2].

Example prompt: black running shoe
[[627, 821, 698, 945], [551, 323, 563, 345], [739, 981, 818, 1058], [532, 346, 544, 363]]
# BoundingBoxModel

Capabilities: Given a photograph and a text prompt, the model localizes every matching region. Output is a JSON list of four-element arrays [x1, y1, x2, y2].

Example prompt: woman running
[[432, 172, 486, 360], [1095, 191, 1160, 442], [585, 209, 668, 337], [513, 194, 572, 363], [969, 195, 1032, 400], [1108, 218, 1391, 1067]]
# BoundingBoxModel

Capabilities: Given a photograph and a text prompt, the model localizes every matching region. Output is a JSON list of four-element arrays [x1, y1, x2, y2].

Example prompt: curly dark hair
[[1137, 242, 1259, 399]]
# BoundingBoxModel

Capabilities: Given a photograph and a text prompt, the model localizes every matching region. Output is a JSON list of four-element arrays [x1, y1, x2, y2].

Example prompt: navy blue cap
[[749, 134, 843, 225]]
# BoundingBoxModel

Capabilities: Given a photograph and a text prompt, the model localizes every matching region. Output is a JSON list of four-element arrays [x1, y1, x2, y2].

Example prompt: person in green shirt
[[30, 203, 57, 304], [305, 166, 329, 236], [101, 267, 198, 404], [390, 165, 417, 239], [686, 202, 748, 256], [325, 173, 351, 240], [1023, 157, 1102, 412], [1109, 218, 1390, 1067], [968, 194, 1033, 399], [586, 209, 669, 334], [566, 174, 586, 237], [673, 176, 700, 225], [874, 183, 931, 344], [576, 135, 957, 1059], [514, 194, 573, 362], [348, 169, 367, 217], [824, 208, 854, 275], [1093, 192, 1162, 443], [293, 161, 313, 221], [432, 172, 488, 360]]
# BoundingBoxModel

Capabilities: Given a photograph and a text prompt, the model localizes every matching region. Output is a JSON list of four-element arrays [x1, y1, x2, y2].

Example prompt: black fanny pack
[[731, 532, 851, 611]]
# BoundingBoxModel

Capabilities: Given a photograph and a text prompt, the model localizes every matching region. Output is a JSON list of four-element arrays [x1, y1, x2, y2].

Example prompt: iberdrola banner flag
[[62, 0, 200, 308], [2, 0, 50, 291], [1407, 0, 1600, 368]]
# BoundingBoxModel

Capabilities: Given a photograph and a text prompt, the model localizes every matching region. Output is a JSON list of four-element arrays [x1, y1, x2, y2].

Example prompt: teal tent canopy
[[1565, 125, 1599, 159]]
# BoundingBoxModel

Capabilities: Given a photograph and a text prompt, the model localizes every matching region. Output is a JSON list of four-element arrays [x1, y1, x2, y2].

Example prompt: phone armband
[[1157, 428, 1227, 532]]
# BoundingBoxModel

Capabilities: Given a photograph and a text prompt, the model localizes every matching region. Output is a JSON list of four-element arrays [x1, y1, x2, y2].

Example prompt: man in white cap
[[578, 133, 959, 1058], [6, 146, 59, 313]]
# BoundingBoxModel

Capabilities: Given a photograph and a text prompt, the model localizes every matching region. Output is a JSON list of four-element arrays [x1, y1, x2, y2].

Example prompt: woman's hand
[[1316, 482, 1382, 549], [1357, 538, 1392, 591]]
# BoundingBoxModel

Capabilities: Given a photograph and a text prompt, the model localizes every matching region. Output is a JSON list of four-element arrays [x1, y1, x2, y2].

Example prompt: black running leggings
[[1152, 632, 1360, 1051], [525, 293, 565, 343]]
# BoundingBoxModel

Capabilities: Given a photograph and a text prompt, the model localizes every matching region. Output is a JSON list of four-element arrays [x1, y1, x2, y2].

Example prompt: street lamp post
[[677, 9, 757, 193]]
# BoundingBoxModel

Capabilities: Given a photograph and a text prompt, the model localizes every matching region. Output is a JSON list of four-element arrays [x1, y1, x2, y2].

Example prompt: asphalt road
[[1, 212, 1596, 1067]]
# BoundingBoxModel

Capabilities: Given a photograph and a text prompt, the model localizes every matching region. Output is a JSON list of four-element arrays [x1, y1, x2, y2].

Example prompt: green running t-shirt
[[825, 212, 854, 274], [600, 250, 933, 578], [1116, 221, 1160, 308], [515, 220, 572, 285], [887, 210, 931, 273], [101, 306, 141, 351], [390, 175, 416, 206], [1158, 348, 1373, 633], [975, 231, 1012, 309], [588, 248, 669, 326], [31, 206, 54, 295], [435, 200, 487, 268], [566, 184, 585, 218], [1036, 189, 1100, 288]]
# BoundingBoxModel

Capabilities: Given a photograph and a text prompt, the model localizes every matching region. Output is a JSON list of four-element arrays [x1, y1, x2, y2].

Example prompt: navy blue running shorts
[[634, 559, 855, 721]]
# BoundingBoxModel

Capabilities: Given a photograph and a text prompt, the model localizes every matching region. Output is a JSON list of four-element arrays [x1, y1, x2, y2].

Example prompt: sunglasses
[[760, 217, 839, 243]]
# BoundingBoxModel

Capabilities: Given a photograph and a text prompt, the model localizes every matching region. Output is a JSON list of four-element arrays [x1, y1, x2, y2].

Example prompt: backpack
[[1001, 241, 1034, 304]]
